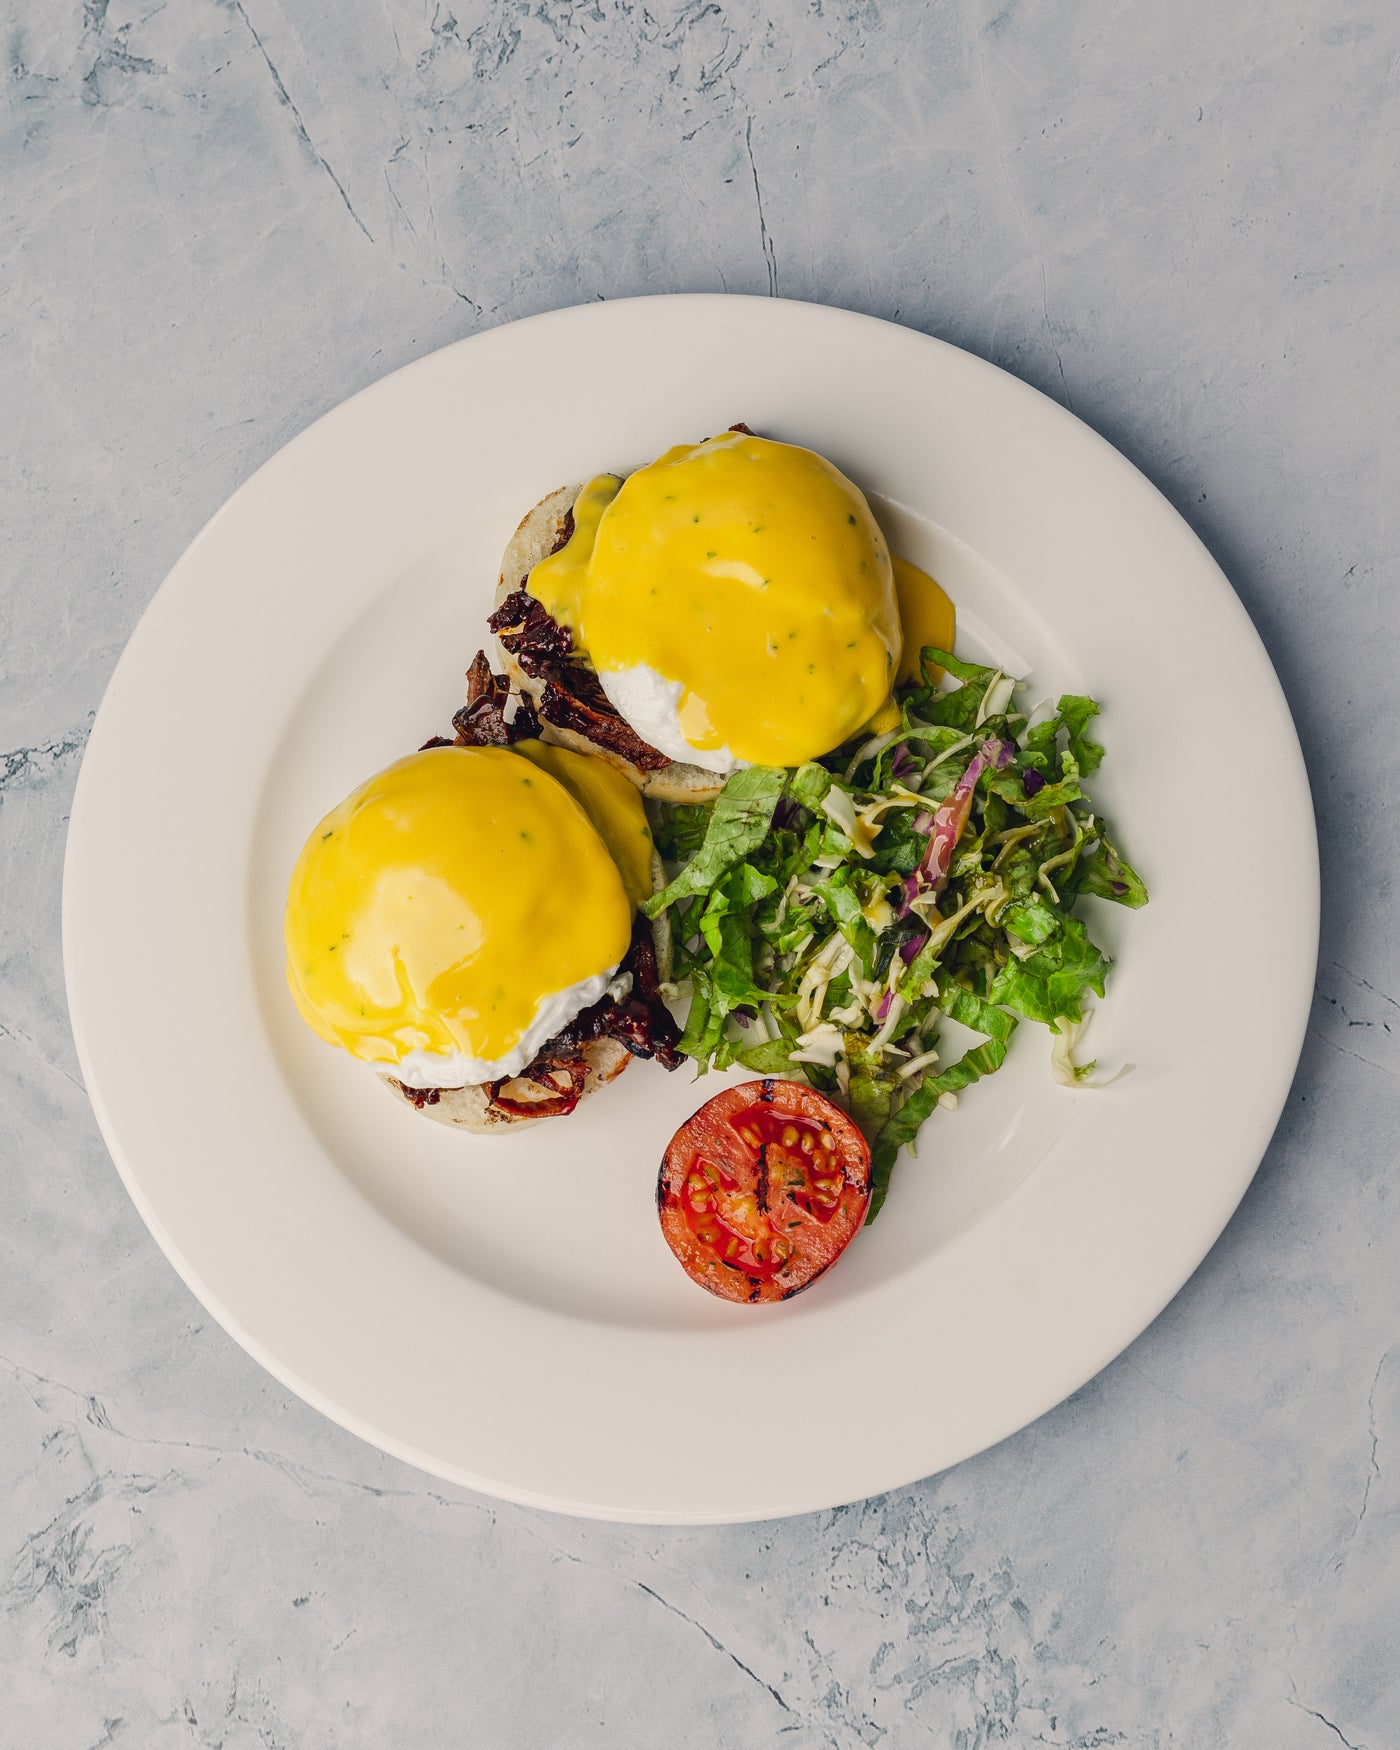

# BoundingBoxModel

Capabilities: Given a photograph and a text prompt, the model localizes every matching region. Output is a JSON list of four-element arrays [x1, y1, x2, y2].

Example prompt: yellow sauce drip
[[284, 746, 631, 1069], [892, 557, 957, 687], [527, 433, 903, 769], [511, 738, 654, 906]]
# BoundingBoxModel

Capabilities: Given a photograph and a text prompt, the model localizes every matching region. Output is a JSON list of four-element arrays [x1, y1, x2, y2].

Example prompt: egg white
[[377, 966, 628, 1090], [598, 664, 745, 775]]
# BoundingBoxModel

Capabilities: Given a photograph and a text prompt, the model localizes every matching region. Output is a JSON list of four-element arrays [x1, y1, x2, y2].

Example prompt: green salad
[[643, 648, 1148, 1219]]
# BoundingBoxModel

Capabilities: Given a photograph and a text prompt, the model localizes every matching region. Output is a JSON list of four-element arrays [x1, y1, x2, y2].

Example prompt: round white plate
[[64, 296, 1317, 1523]]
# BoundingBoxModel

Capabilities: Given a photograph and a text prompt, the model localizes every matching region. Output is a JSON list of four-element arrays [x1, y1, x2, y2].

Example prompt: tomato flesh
[[658, 1079, 871, 1304]]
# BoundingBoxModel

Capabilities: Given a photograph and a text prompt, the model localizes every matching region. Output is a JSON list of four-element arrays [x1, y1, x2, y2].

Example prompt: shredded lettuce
[[643, 765, 787, 916], [986, 917, 1111, 1026], [646, 652, 1147, 1219]]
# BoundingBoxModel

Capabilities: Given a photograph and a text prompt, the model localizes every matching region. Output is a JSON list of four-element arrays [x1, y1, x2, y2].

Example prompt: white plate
[[63, 296, 1317, 1523]]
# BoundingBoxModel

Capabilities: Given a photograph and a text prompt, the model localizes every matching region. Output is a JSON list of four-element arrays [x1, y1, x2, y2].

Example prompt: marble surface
[[2, 0, 1397, 1742]]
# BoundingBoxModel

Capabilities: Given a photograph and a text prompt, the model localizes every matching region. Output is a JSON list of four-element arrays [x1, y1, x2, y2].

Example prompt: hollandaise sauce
[[510, 738, 654, 907], [892, 557, 957, 687], [527, 432, 904, 770], [285, 747, 632, 1073]]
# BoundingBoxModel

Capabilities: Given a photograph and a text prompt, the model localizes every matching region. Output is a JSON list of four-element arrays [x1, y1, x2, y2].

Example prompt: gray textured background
[[3, 1, 1397, 1745]]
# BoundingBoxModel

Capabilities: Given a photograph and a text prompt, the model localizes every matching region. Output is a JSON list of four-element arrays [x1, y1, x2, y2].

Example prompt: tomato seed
[[781, 1125, 800, 1146], [799, 1132, 814, 1153]]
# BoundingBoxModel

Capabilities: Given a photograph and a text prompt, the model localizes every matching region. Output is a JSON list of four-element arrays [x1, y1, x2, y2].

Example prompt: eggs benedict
[[285, 737, 678, 1132], [491, 429, 911, 801]]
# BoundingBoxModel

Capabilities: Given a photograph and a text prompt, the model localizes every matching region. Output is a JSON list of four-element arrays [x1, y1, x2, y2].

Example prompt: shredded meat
[[544, 919, 683, 1072], [451, 650, 513, 746], [488, 586, 574, 679], [485, 925, 681, 1114], [538, 665, 674, 770], [486, 1054, 590, 1120], [400, 1085, 442, 1109], [446, 649, 540, 748], [510, 694, 541, 741], [618, 917, 683, 1069], [468, 648, 506, 707], [488, 554, 674, 770]]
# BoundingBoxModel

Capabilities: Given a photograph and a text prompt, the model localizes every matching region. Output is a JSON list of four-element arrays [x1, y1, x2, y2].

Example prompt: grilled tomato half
[[657, 1079, 871, 1303]]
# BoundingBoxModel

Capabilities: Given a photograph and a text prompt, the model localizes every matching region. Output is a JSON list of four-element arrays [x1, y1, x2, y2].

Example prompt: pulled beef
[[484, 925, 680, 1115], [488, 581, 673, 770], [486, 1052, 590, 1120], [467, 648, 508, 710], [451, 650, 514, 746], [538, 665, 673, 770], [451, 698, 511, 746], [488, 586, 573, 679], [510, 694, 541, 741], [400, 1085, 442, 1109], [546, 919, 683, 1072], [447, 649, 540, 748], [620, 918, 683, 1069]]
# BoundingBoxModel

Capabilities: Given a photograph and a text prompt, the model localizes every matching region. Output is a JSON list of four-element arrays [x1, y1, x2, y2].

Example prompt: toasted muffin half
[[493, 486, 728, 805], [381, 1034, 634, 1134]]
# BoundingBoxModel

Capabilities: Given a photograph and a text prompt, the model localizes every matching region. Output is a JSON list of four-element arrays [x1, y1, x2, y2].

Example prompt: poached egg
[[526, 432, 907, 772], [284, 742, 650, 1090]]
